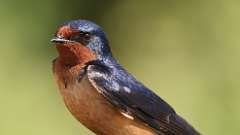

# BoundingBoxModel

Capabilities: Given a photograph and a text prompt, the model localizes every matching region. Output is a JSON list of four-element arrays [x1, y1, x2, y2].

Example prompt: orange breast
[[52, 61, 158, 135]]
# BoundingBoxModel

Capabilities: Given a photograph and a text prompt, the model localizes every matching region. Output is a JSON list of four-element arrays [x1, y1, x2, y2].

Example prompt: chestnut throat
[[56, 44, 96, 67]]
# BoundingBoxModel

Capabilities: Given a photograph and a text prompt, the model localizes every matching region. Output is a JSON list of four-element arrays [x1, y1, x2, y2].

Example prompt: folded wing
[[86, 60, 200, 135]]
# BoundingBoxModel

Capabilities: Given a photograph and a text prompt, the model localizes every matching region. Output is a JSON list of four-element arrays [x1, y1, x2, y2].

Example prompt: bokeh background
[[0, 0, 239, 135]]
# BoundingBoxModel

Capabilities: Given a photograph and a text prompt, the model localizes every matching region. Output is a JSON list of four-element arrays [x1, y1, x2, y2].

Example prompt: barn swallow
[[51, 20, 200, 135]]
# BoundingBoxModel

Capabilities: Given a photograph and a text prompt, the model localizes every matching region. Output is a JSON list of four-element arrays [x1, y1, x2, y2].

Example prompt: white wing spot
[[123, 86, 131, 93], [121, 112, 134, 120], [112, 81, 120, 91]]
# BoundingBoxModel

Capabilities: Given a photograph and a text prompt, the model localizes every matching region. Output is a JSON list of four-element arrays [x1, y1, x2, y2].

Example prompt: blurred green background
[[0, 0, 239, 135]]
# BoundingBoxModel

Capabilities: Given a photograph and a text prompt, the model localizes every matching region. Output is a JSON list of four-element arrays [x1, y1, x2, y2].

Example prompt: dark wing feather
[[86, 60, 200, 135]]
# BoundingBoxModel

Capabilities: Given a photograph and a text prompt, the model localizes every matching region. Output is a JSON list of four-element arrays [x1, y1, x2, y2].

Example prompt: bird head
[[51, 20, 111, 65]]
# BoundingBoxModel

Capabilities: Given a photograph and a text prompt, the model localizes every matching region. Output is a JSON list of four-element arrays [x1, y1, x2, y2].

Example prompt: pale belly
[[55, 75, 158, 135]]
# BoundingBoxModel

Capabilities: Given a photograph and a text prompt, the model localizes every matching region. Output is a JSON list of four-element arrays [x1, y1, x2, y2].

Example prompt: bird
[[51, 20, 200, 135]]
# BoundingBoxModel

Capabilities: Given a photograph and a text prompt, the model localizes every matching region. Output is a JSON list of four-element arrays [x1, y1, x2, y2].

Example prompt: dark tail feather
[[169, 113, 200, 135]]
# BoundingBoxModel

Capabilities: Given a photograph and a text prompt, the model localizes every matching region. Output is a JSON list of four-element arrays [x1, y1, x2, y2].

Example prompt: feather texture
[[86, 58, 200, 135]]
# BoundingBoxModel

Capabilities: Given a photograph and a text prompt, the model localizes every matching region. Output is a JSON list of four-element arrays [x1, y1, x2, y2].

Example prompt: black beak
[[50, 36, 69, 44]]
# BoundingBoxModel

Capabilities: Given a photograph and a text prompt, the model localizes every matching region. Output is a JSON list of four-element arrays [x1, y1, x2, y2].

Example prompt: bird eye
[[83, 33, 91, 40], [79, 32, 91, 40]]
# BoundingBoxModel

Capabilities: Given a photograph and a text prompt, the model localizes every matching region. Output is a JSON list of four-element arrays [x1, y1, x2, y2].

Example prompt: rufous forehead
[[57, 26, 78, 39]]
